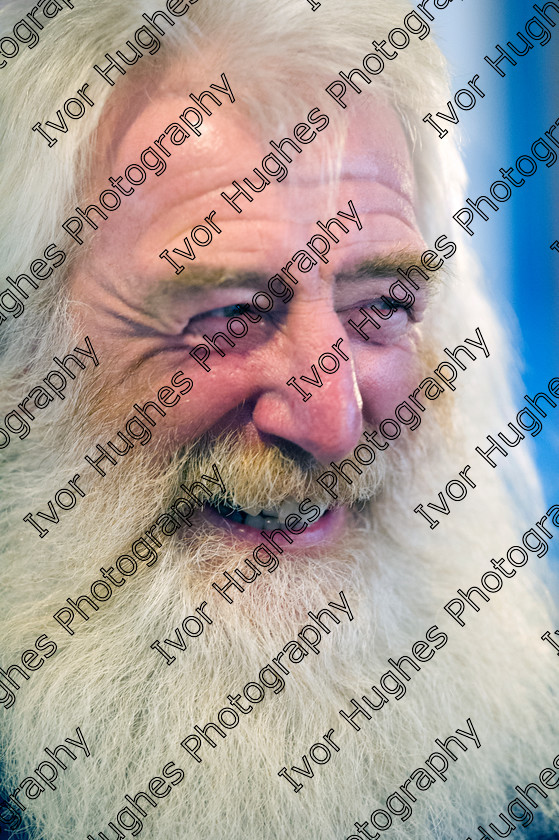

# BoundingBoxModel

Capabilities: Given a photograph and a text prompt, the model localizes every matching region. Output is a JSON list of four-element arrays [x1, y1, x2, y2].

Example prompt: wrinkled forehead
[[84, 66, 418, 275]]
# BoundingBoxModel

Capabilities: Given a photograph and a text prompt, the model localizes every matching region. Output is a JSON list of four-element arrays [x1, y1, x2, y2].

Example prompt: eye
[[373, 297, 401, 314], [339, 296, 414, 344], [187, 304, 248, 325], [180, 302, 275, 351], [184, 303, 260, 335]]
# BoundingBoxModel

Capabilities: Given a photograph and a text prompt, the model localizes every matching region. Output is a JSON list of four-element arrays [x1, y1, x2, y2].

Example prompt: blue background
[[435, 0, 559, 501]]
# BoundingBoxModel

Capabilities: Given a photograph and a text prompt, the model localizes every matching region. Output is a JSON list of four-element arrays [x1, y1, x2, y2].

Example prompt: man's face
[[5, 63, 559, 840], [69, 75, 428, 551]]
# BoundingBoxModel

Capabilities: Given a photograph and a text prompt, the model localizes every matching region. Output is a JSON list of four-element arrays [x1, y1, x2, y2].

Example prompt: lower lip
[[202, 505, 348, 551]]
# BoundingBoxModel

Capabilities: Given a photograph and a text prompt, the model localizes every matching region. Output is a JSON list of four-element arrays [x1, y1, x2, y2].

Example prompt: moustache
[[172, 427, 390, 525]]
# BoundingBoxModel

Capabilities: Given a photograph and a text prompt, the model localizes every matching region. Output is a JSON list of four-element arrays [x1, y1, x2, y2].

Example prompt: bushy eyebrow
[[144, 251, 439, 311], [144, 269, 263, 311], [343, 251, 442, 285]]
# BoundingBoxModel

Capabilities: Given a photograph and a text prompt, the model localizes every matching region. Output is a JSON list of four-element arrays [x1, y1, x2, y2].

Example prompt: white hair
[[0, 0, 538, 496], [1, 1, 558, 839]]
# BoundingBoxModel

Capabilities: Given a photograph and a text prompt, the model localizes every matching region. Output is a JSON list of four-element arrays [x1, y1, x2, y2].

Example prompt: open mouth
[[209, 497, 329, 531]]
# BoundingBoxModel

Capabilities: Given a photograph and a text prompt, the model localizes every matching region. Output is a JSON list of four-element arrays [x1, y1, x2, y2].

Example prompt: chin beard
[[1, 327, 559, 839]]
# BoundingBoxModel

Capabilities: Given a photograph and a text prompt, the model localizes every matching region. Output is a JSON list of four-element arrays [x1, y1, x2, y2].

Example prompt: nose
[[251, 296, 363, 463]]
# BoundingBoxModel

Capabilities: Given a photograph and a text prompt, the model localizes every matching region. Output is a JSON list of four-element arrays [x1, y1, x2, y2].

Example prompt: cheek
[[144, 356, 262, 448], [354, 340, 423, 424]]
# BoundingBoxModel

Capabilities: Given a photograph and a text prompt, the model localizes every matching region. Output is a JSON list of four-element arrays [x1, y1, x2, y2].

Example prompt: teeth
[[245, 514, 266, 529], [278, 498, 301, 520], [211, 497, 330, 530], [244, 506, 262, 516]]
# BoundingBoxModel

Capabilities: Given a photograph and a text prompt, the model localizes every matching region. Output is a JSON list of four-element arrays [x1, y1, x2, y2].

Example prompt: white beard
[[1, 320, 559, 840]]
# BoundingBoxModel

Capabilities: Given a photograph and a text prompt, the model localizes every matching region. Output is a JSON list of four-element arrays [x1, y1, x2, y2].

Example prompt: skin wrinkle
[[140, 253, 436, 322], [80, 86, 420, 261], [69, 89, 427, 470], [2, 5, 558, 839], [154, 193, 421, 274]]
